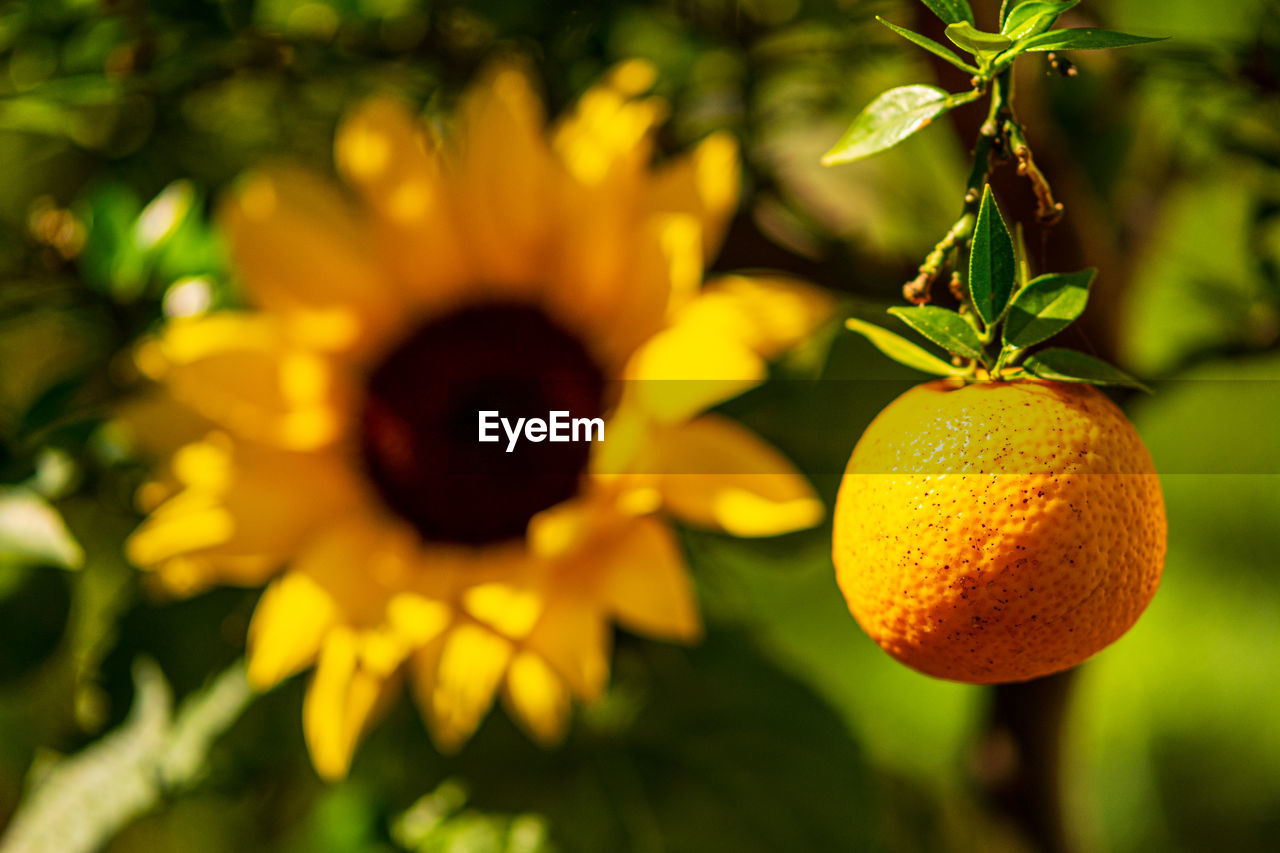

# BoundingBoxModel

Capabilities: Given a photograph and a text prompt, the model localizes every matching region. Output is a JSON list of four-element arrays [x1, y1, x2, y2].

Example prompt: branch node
[[904, 270, 935, 305], [1013, 143, 1066, 226]]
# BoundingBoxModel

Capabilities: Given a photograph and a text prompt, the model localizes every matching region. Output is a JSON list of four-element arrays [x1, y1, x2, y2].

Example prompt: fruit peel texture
[[832, 380, 1167, 684]]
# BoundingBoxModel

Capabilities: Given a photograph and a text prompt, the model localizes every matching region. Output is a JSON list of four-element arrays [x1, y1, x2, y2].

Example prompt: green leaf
[[968, 185, 1016, 326], [0, 487, 82, 569], [876, 17, 980, 74], [76, 183, 149, 302], [888, 306, 987, 363], [1022, 348, 1152, 392], [1003, 269, 1096, 349], [845, 318, 963, 376], [1000, 0, 1015, 26], [822, 85, 952, 165], [1019, 28, 1168, 51], [945, 22, 1013, 57], [1002, 1, 1078, 40], [920, 0, 974, 26]]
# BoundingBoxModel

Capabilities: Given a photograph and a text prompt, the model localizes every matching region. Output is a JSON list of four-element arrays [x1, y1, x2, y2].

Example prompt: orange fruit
[[832, 379, 1166, 683]]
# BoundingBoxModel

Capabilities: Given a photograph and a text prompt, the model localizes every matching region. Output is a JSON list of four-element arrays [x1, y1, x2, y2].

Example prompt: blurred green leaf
[[17, 373, 89, 442], [0, 486, 82, 570], [75, 183, 148, 302], [822, 85, 956, 165], [393, 780, 553, 853], [465, 634, 879, 852], [887, 306, 987, 363], [845, 318, 963, 376], [1122, 179, 1276, 375], [875, 18, 980, 74], [968, 185, 1016, 326], [1002, 269, 1095, 349], [73, 180, 215, 304], [1022, 348, 1151, 391], [1019, 27, 1168, 51], [1075, 353, 1280, 851]]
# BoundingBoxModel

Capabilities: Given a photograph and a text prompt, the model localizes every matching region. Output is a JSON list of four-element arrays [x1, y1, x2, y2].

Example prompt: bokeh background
[[1, 0, 1279, 851]]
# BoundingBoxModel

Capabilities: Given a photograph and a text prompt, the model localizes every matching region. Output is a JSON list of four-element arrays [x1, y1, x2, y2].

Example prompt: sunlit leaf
[[0, 486, 82, 569], [920, 0, 974, 26], [1022, 348, 1151, 391], [0, 661, 250, 853], [888, 306, 987, 363], [823, 85, 953, 165], [845, 318, 963, 376], [968, 185, 1016, 326], [133, 180, 196, 253], [1002, 1, 1078, 40], [945, 22, 1013, 57], [1003, 269, 1095, 349]]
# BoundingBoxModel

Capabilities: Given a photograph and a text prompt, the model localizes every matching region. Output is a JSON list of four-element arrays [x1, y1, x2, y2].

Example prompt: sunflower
[[124, 60, 830, 779]]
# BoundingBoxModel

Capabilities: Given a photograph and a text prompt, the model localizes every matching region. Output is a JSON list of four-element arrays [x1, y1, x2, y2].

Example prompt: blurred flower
[[123, 59, 829, 779]]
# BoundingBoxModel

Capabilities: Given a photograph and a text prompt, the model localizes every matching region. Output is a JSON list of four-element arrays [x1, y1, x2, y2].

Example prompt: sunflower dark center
[[358, 304, 606, 545]]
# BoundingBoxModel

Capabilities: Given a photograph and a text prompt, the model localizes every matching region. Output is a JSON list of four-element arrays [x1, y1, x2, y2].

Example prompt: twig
[[1007, 121, 1065, 224]]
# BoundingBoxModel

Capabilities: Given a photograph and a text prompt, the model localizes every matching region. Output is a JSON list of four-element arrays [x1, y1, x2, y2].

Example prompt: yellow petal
[[648, 415, 824, 536], [544, 61, 700, 371], [136, 314, 347, 450], [624, 273, 834, 421], [303, 627, 387, 780], [553, 64, 665, 188], [597, 515, 701, 643], [150, 553, 277, 597], [627, 324, 764, 423], [502, 651, 570, 747], [692, 274, 835, 360], [128, 499, 234, 567], [386, 592, 453, 648], [526, 497, 596, 559], [220, 167, 398, 353], [414, 623, 513, 753], [647, 131, 740, 257], [461, 582, 544, 640], [247, 571, 338, 689], [289, 514, 415, 628], [452, 63, 558, 290], [539, 59, 673, 369], [335, 96, 469, 307], [523, 595, 610, 700], [126, 439, 357, 575], [555, 212, 700, 375]]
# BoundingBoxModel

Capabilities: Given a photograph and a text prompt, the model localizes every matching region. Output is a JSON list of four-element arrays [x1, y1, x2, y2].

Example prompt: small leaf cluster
[[823, 0, 1164, 165], [847, 186, 1149, 391]]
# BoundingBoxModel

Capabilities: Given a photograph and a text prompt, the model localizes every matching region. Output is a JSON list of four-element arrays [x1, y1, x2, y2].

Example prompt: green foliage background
[[1, 0, 1278, 851]]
